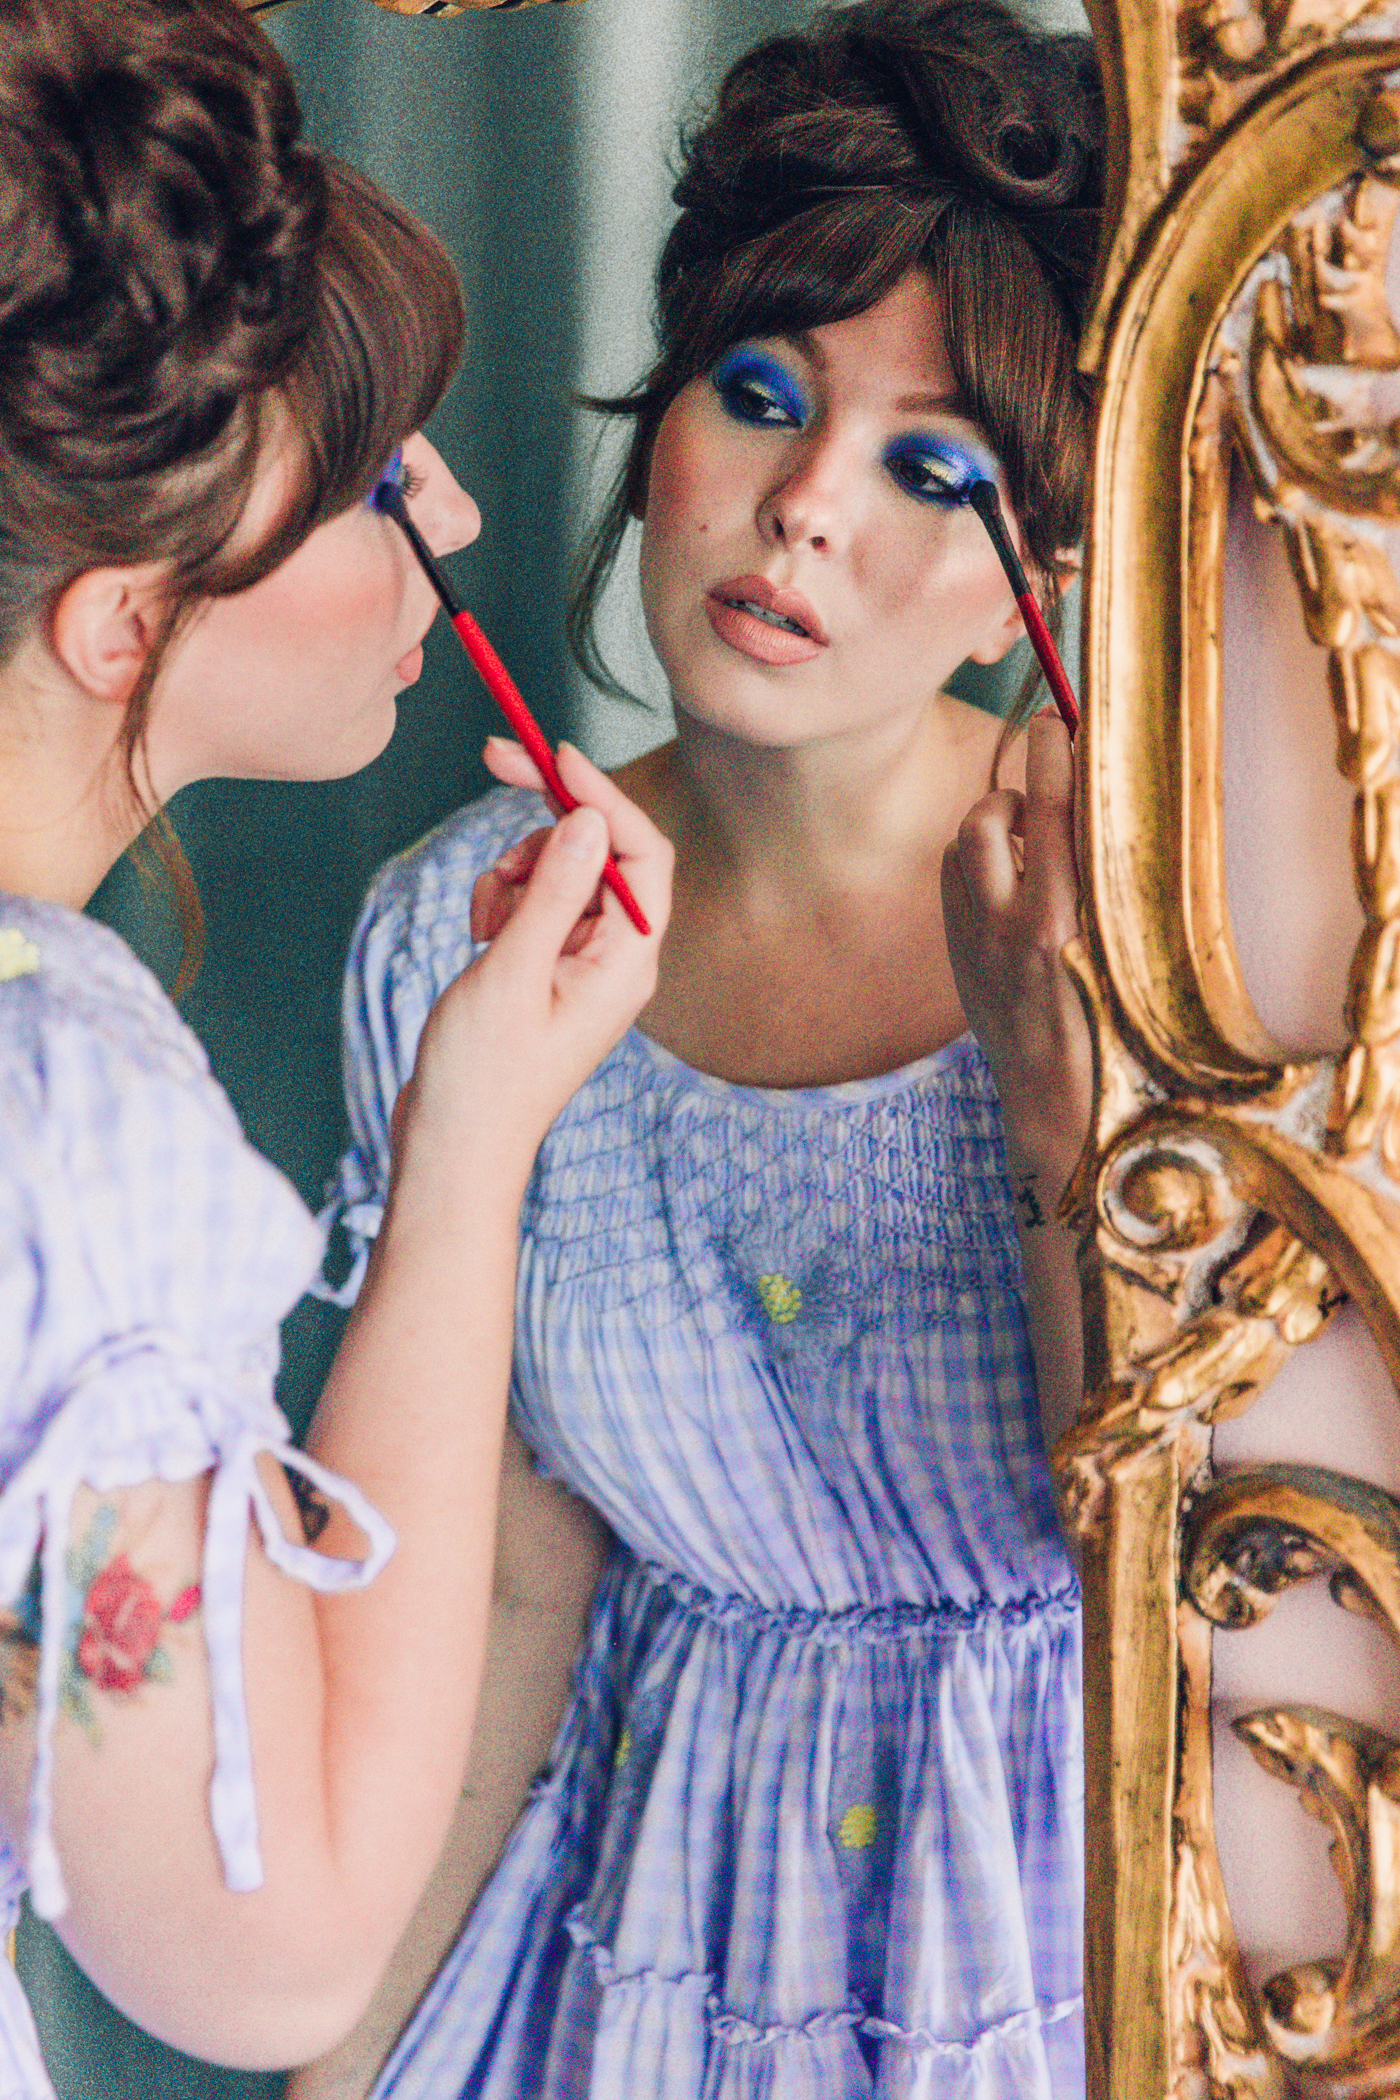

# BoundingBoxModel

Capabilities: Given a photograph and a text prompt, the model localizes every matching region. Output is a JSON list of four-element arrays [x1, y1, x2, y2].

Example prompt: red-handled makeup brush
[[377, 481, 652, 937], [966, 480, 1078, 737]]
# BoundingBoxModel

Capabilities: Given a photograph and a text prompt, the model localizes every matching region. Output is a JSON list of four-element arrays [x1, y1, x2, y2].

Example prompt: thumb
[[488, 806, 609, 966]]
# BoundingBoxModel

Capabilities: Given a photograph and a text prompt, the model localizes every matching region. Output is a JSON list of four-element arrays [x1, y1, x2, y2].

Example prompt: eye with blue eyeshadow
[[366, 445, 426, 510], [711, 347, 809, 430], [883, 432, 991, 507]]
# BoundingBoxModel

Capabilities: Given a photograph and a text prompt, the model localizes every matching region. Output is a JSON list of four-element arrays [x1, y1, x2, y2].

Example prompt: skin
[[296, 268, 1093, 2099], [0, 426, 673, 2063]]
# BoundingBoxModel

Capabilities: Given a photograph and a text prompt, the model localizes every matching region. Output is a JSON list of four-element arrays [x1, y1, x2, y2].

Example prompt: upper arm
[[0, 1466, 372, 2067], [0, 949, 391, 2064]]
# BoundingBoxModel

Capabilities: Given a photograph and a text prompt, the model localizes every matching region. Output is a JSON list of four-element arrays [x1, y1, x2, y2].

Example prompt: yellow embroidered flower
[[838, 1804, 878, 1850], [756, 1273, 802, 1325], [0, 929, 40, 983], [614, 1727, 631, 1771]]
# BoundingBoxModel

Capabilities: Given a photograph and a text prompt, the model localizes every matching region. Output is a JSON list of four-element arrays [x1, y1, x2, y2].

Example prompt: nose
[[401, 432, 481, 555], [756, 429, 851, 556]]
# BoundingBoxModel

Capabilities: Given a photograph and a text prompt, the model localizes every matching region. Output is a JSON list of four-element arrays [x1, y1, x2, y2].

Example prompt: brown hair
[[0, 0, 464, 982], [569, 0, 1102, 762]]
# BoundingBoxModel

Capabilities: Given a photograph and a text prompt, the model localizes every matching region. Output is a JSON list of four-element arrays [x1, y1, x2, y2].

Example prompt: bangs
[[659, 192, 930, 381]]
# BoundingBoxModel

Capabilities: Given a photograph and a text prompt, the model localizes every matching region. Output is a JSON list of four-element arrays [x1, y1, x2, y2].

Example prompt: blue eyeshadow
[[367, 445, 406, 510], [884, 432, 995, 506], [711, 348, 809, 427]]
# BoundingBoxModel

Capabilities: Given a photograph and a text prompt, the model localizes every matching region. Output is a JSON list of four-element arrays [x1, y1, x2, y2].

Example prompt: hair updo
[[570, 0, 1103, 735], [0, 0, 464, 972]]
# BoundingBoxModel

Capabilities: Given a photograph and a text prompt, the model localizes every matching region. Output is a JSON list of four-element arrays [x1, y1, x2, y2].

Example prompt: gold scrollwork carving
[[1073, 0, 1400, 2089], [1221, 156, 1400, 1174], [1181, 1470, 1400, 2088]]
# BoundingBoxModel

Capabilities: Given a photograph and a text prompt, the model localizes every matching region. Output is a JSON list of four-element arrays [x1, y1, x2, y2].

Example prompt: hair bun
[[0, 0, 326, 484]]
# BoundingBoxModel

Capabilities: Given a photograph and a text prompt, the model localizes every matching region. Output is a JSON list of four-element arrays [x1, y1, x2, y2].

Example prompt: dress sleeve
[[0, 922, 395, 1921], [317, 787, 550, 1308]]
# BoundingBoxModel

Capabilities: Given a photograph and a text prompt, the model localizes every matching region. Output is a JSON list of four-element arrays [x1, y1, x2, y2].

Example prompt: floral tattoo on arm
[[0, 1502, 201, 1743]]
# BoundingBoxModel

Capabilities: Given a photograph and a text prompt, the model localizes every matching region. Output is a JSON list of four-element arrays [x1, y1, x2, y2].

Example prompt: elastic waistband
[[628, 1558, 1080, 1645]]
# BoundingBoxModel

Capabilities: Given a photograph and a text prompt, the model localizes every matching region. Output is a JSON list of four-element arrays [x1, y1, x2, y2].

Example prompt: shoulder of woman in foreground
[[0, 893, 322, 1453]]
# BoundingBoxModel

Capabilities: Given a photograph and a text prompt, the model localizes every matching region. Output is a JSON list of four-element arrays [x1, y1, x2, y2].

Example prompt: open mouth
[[719, 595, 812, 638]]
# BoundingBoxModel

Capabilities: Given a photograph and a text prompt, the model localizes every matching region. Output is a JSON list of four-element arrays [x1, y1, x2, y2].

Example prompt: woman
[[0, 0, 669, 2089], [308, 1, 1099, 2093]]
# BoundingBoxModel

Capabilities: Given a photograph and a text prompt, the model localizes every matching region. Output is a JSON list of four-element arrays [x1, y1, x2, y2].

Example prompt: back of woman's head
[[0, 0, 463, 969], [572, 0, 1103, 708], [0, 0, 462, 631]]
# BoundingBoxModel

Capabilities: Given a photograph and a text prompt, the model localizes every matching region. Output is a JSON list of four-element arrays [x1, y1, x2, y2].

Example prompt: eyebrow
[[782, 332, 968, 418]]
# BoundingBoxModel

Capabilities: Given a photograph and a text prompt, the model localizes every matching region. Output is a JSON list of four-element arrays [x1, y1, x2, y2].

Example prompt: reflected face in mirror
[[144, 432, 480, 794], [637, 270, 1025, 750]]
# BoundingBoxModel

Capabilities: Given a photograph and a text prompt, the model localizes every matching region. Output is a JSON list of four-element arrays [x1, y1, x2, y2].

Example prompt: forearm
[[287, 1433, 612, 2100], [298, 1129, 530, 1954], [1003, 1135, 1085, 1461]]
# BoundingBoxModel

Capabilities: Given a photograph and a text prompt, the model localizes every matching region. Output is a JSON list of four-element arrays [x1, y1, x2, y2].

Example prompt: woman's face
[[145, 431, 479, 792], [638, 271, 1027, 750]]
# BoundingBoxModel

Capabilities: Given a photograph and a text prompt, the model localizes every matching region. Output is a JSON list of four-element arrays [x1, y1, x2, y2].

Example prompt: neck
[[0, 655, 143, 909], [666, 696, 968, 906]]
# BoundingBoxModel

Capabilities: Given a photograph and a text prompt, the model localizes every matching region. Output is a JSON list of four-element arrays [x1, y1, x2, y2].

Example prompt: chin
[[271, 699, 401, 783]]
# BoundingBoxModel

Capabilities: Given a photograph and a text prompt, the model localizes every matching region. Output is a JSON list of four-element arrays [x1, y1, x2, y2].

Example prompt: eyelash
[[883, 442, 980, 508], [367, 451, 427, 509], [711, 348, 982, 510]]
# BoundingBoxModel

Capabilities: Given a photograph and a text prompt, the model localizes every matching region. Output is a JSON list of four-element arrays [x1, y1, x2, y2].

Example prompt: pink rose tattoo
[[77, 1556, 163, 1692], [0, 1506, 204, 1742]]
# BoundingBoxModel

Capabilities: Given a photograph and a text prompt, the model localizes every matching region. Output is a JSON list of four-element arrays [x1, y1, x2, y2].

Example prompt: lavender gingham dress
[[326, 786, 1084, 2100], [0, 894, 394, 2100]]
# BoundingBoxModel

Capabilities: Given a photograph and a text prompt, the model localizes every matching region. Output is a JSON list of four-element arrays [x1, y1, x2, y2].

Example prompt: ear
[[50, 565, 170, 704], [967, 544, 1081, 667]]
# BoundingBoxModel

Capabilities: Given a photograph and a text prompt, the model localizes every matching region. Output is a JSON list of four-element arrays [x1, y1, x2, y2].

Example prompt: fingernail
[[558, 806, 606, 860]]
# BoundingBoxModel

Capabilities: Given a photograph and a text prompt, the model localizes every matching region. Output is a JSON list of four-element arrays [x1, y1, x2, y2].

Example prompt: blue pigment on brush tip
[[367, 445, 406, 510]]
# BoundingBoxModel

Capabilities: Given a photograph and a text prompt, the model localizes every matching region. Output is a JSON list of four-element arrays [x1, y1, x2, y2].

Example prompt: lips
[[705, 573, 828, 666]]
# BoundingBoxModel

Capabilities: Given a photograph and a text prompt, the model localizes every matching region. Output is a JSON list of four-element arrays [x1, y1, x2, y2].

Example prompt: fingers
[[482, 736, 672, 939], [483, 736, 563, 816], [471, 846, 601, 955], [485, 806, 613, 978], [470, 831, 552, 943], [951, 789, 1024, 913], [1020, 711, 1079, 921]]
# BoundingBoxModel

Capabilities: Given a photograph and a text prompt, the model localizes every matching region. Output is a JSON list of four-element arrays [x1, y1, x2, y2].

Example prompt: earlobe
[[967, 593, 1029, 667], [968, 545, 1079, 666], [50, 566, 168, 704]]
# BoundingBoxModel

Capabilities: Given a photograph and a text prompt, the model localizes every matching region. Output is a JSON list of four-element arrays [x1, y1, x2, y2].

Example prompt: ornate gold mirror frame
[[1066, 2, 1400, 2093]]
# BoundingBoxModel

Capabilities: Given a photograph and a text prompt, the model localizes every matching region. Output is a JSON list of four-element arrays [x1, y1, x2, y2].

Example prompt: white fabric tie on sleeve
[[0, 1328, 395, 1920], [311, 1193, 385, 1309], [202, 1430, 395, 1890]]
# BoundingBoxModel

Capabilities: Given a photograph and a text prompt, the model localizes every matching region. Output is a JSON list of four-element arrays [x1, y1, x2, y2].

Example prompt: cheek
[[877, 513, 1006, 635], [641, 413, 715, 550]]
